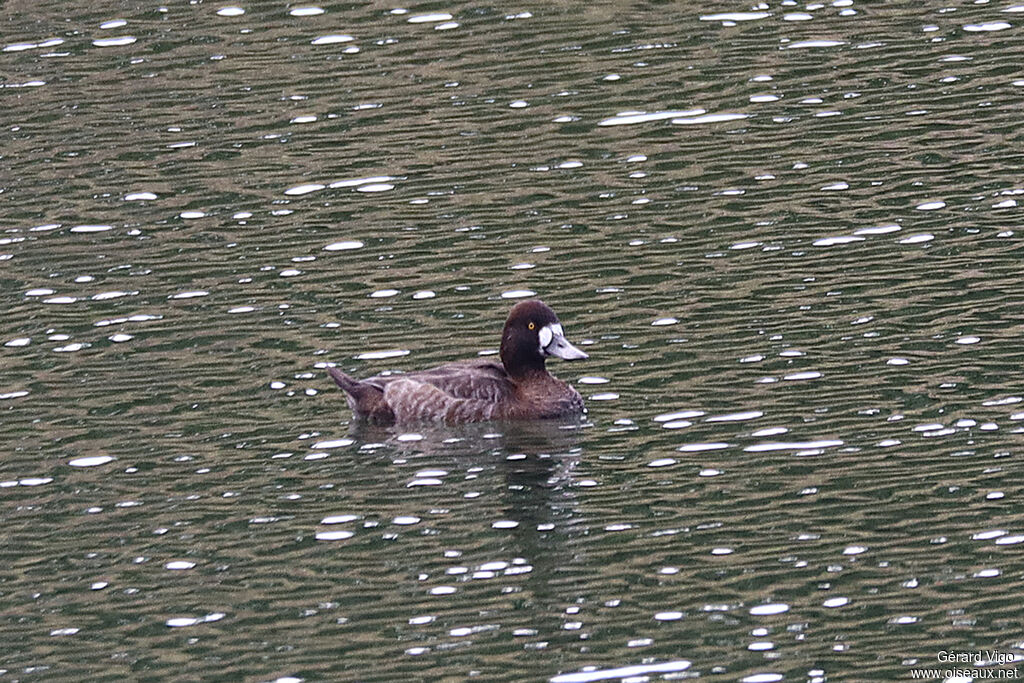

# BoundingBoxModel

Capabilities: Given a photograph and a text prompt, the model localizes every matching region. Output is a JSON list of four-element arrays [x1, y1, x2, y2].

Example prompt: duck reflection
[[335, 418, 593, 642], [346, 417, 587, 459], [346, 417, 588, 535]]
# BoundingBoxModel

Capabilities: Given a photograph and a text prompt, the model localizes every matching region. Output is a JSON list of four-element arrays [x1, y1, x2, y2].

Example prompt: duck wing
[[375, 361, 515, 423]]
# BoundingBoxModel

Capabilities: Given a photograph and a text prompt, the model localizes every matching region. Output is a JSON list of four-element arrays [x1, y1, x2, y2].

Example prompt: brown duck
[[327, 300, 588, 424]]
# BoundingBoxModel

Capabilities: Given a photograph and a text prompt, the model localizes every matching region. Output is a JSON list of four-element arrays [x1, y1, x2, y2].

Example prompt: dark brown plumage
[[327, 300, 588, 424]]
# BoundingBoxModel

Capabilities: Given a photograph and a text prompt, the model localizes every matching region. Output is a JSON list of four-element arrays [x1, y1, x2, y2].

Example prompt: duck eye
[[528, 322, 536, 330]]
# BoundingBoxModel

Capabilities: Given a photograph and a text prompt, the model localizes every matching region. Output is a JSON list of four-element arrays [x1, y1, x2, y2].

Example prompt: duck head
[[499, 299, 588, 377]]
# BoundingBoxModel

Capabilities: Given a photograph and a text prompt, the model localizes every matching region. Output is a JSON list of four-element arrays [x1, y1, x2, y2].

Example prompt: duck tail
[[327, 367, 362, 395], [326, 367, 393, 422]]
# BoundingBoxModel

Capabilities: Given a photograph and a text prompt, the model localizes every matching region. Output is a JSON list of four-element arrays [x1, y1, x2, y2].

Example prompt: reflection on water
[[3, 0, 1024, 680]]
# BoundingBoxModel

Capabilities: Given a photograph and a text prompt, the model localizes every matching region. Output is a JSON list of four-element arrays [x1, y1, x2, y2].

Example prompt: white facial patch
[[538, 324, 554, 351]]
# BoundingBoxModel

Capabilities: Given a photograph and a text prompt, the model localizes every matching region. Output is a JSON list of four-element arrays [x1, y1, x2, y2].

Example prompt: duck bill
[[545, 332, 589, 361]]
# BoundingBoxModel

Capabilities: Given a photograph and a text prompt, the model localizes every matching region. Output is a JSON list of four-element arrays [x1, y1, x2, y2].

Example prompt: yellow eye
[[528, 322, 536, 330]]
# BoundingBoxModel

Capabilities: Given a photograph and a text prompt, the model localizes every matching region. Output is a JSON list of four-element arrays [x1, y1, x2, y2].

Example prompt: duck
[[327, 299, 589, 424]]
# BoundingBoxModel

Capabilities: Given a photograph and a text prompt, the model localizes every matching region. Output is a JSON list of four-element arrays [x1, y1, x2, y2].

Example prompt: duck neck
[[500, 336, 547, 379], [504, 357, 547, 379]]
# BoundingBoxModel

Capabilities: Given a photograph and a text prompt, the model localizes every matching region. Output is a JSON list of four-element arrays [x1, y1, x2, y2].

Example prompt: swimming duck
[[327, 299, 588, 424]]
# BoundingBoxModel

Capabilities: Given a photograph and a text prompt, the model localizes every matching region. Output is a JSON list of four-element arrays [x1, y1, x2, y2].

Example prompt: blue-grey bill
[[545, 332, 588, 360]]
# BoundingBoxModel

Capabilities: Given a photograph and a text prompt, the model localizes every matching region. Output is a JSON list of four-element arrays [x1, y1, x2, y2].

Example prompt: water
[[3, 1, 1024, 680]]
